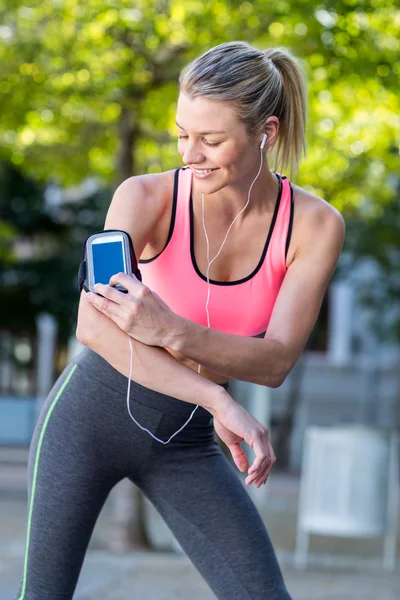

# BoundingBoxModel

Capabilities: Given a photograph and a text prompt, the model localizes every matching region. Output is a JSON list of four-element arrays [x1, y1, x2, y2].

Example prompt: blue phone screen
[[92, 241, 125, 285]]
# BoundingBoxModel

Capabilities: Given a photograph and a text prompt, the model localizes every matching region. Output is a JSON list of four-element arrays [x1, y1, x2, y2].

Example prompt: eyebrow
[[175, 120, 227, 135]]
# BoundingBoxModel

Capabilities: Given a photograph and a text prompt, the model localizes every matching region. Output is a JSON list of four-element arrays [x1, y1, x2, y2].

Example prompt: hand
[[86, 272, 180, 347], [212, 393, 276, 488]]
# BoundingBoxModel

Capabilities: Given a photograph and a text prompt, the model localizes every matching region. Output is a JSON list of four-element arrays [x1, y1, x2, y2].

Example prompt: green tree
[[0, 1, 398, 204], [0, 161, 112, 339]]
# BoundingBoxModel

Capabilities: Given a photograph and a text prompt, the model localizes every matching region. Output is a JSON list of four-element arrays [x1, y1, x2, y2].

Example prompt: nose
[[181, 140, 205, 166]]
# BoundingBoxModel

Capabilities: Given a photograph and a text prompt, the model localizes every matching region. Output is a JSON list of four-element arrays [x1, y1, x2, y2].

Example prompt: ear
[[262, 116, 280, 147]]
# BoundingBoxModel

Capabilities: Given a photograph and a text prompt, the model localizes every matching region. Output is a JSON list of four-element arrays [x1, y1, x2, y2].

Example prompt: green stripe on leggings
[[18, 363, 78, 600]]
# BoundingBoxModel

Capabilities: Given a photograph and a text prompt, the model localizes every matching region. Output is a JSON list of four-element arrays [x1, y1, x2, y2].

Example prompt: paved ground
[[1, 448, 399, 599]]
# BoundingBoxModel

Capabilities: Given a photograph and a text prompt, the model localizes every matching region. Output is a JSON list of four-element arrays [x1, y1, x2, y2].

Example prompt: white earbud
[[260, 133, 268, 150]]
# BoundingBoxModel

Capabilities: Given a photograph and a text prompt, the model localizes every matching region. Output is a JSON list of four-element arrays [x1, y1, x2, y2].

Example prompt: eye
[[177, 135, 221, 147]]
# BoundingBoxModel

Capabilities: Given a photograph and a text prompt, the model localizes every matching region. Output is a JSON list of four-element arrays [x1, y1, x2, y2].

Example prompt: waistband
[[73, 346, 229, 418]]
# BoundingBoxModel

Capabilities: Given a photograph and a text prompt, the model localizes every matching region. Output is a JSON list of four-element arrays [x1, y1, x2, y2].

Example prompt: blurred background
[[0, 1, 399, 598]]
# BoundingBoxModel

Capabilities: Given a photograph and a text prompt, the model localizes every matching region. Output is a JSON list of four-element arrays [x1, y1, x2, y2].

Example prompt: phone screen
[[92, 241, 125, 285]]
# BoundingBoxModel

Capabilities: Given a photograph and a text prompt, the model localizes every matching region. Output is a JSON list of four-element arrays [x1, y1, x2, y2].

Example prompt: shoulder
[[287, 183, 345, 266], [104, 169, 178, 253], [110, 169, 177, 221]]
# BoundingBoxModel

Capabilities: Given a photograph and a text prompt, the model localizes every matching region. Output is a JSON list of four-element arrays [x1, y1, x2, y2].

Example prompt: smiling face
[[176, 92, 262, 194]]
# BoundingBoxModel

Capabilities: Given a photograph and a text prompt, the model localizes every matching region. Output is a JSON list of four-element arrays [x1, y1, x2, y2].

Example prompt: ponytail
[[263, 48, 307, 182]]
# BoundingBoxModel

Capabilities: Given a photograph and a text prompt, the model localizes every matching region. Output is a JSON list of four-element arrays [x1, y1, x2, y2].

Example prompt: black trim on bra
[[285, 181, 294, 260], [189, 172, 282, 286], [252, 331, 266, 338], [139, 168, 179, 264]]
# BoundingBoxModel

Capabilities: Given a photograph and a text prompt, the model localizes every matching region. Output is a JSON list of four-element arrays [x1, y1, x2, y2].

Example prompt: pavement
[[1, 447, 399, 599]]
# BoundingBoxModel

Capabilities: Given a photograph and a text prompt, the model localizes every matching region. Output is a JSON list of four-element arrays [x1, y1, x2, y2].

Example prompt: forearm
[[165, 319, 287, 387], [76, 294, 228, 414]]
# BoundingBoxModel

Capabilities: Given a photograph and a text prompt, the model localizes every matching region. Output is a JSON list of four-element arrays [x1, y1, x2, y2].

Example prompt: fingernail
[[87, 293, 93, 300]]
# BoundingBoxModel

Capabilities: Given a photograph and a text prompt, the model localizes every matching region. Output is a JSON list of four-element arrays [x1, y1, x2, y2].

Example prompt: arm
[[80, 289, 277, 486], [76, 173, 227, 413], [163, 205, 346, 387], [77, 289, 226, 413]]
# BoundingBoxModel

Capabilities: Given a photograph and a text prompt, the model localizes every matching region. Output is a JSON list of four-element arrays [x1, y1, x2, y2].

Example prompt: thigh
[[16, 361, 124, 600], [137, 431, 292, 600]]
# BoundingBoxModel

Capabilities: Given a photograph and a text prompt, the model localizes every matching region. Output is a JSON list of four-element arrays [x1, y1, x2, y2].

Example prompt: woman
[[16, 42, 344, 599]]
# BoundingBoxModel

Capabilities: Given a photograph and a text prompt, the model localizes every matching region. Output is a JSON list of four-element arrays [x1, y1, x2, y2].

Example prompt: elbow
[[268, 378, 282, 389], [265, 358, 292, 389], [268, 373, 286, 389], [259, 371, 285, 389], [75, 325, 90, 347]]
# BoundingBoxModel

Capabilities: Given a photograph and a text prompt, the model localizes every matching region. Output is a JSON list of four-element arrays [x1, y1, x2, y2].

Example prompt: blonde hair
[[179, 41, 307, 182]]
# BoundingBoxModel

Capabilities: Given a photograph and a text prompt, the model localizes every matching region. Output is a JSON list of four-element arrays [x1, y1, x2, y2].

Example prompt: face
[[176, 92, 261, 193]]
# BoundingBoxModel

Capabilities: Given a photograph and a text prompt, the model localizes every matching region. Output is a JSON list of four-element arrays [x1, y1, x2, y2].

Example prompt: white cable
[[201, 145, 265, 328], [125, 145, 264, 443], [127, 336, 199, 445]]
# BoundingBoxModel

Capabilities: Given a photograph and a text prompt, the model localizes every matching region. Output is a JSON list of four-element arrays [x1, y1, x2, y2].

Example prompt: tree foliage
[[0, 0, 398, 206], [0, 0, 399, 334]]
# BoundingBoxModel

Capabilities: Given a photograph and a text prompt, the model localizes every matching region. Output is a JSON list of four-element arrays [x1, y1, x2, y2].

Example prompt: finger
[[92, 283, 127, 305], [245, 458, 267, 486], [254, 464, 273, 486], [247, 455, 266, 474], [245, 469, 265, 486], [247, 462, 271, 487], [247, 454, 268, 478], [251, 435, 272, 469], [229, 443, 249, 472], [246, 438, 274, 484], [254, 467, 272, 488], [253, 450, 276, 487], [109, 271, 141, 292], [253, 477, 268, 489], [87, 289, 124, 319]]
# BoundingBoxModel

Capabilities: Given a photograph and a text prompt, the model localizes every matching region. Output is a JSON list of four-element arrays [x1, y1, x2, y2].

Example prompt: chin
[[195, 174, 230, 194], [198, 182, 226, 196]]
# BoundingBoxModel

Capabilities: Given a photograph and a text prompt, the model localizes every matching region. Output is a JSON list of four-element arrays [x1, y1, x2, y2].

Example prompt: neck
[[193, 164, 279, 222]]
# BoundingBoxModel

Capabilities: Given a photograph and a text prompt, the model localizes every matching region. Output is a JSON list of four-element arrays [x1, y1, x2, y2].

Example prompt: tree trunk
[[114, 104, 138, 186]]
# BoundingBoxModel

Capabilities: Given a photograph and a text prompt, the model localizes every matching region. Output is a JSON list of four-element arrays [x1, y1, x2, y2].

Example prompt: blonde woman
[[16, 42, 344, 600]]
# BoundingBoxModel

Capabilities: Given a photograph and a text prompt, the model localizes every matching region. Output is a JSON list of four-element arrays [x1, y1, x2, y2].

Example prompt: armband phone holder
[[78, 229, 142, 294]]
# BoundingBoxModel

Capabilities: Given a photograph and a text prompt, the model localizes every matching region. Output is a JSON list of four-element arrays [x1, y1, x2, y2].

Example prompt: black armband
[[77, 229, 142, 294]]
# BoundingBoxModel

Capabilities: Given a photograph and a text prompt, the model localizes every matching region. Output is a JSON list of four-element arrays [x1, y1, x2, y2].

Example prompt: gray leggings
[[15, 347, 292, 600]]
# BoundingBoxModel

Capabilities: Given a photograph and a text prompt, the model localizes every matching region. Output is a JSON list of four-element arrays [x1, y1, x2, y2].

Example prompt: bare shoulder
[[104, 169, 177, 256], [111, 169, 176, 218], [287, 183, 345, 266]]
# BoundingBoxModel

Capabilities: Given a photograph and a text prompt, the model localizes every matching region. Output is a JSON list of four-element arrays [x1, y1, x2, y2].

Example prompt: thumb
[[229, 443, 249, 472]]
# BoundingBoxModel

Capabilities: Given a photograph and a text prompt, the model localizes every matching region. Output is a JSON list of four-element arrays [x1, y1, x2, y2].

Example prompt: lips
[[190, 167, 219, 180]]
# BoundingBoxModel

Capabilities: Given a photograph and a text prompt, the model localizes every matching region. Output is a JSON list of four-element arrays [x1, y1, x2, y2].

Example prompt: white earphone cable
[[125, 141, 266, 443], [127, 336, 199, 444], [201, 143, 265, 329]]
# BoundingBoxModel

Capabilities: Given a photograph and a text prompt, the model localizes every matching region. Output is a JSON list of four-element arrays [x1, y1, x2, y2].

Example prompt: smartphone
[[86, 230, 133, 294]]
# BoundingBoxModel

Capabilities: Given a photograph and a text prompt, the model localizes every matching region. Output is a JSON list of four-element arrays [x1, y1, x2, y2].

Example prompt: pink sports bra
[[139, 167, 294, 338]]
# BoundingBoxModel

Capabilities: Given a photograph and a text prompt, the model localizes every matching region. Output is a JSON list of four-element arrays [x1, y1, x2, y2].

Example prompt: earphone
[[260, 132, 268, 150], [126, 133, 268, 443]]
